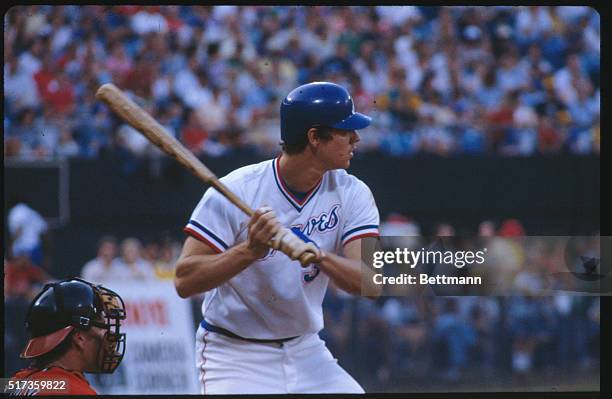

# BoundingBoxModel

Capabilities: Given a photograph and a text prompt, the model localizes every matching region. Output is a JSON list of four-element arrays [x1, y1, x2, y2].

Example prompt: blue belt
[[200, 320, 299, 344]]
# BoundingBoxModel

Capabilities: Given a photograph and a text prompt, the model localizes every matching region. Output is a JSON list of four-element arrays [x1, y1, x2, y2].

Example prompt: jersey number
[[303, 265, 320, 283]]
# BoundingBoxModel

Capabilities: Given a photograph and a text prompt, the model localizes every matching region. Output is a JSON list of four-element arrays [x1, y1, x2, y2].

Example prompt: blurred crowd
[[324, 290, 599, 389], [322, 214, 601, 388], [4, 223, 184, 376], [5, 6, 600, 161], [5, 235, 183, 306], [80, 234, 180, 284], [5, 204, 600, 388], [378, 214, 603, 296]]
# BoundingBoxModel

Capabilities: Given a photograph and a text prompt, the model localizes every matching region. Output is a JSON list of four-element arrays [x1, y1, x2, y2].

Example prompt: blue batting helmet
[[280, 82, 371, 144]]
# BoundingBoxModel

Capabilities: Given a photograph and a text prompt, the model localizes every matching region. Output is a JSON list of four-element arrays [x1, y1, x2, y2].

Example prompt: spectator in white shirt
[[131, 7, 168, 36], [553, 52, 591, 107], [81, 236, 123, 285], [4, 56, 41, 113], [113, 238, 156, 280], [7, 195, 48, 267], [515, 6, 554, 45]]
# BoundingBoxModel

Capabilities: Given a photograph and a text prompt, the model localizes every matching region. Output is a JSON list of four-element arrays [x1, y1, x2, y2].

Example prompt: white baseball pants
[[195, 324, 364, 394]]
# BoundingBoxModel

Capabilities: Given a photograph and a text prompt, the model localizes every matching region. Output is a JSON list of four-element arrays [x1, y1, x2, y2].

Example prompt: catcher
[[6, 278, 126, 396]]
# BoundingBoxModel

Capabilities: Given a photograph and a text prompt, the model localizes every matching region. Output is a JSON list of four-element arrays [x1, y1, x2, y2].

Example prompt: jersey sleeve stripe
[[341, 224, 379, 241], [343, 232, 380, 246], [183, 227, 224, 254], [187, 220, 229, 250]]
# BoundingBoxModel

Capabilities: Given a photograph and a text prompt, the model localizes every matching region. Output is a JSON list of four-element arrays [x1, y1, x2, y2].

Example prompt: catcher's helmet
[[280, 81, 371, 144], [21, 277, 126, 373]]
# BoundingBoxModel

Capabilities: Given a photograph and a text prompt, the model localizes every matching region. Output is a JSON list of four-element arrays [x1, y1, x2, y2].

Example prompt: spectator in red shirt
[[537, 115, 563, 153], [498, 218, 526, 237], [181, 109, 209, 154], [161, 6, 185, 32], [105, 41, 133, 83], [487, 90, 519, 152], [34, 53, 76, 116], [33, 53, 58, 102], [121, 51, 156, 99], [46, 71, 76, 116], [4, 255, 50, 300]]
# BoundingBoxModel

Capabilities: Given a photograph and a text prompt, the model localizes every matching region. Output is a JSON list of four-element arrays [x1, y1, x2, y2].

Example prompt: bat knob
[[298, 251, 318, 267]]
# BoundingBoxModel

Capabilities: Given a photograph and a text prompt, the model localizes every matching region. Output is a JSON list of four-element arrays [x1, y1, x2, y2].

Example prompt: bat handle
[[298, 252, 317, 266], [270, 228, 320, 267]]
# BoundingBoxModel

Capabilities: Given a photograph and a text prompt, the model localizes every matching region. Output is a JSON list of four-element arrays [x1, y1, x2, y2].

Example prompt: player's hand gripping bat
[[95, 83, 319, 266]]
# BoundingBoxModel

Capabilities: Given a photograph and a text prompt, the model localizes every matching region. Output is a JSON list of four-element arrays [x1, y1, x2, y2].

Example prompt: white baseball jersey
[[184, 157, 379, 340]]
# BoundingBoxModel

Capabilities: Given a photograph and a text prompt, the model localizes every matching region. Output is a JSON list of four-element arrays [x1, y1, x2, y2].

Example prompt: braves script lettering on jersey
[[184, 157, 379, 394]]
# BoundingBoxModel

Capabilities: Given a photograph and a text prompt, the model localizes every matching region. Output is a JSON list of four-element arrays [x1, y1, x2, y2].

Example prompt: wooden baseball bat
[[95, 83, 317, 266]]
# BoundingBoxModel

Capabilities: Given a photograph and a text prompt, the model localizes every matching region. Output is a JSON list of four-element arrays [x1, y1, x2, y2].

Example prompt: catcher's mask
[[21, 277, 127, 373]]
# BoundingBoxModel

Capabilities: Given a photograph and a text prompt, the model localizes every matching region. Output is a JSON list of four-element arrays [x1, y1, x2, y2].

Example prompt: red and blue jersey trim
[[184, 220, 229, 253], [272, 157, 323, 212], [342, 224, 379, 246]]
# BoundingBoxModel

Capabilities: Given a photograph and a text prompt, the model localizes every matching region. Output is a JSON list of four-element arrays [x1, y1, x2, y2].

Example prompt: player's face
[[83, 326, 106, 372], [319, 128, 360, 169]]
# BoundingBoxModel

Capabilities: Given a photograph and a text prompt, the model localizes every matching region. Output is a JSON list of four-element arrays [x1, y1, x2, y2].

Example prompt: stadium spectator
[[467, 299, 497, 375], [56, 126, 80, 158], [537, 115, 563, 154], [515, 6, 554, 49], [380, 213, 421, 237], [435, 223, 456, 237], [354, 298, 392, 388], [7, 194, 49, 267], [3, 6, 599, 160], [477, 220, 496, 237], [141, 237, 160, 265], [382, 297, 429, 381], [151, 235, 180, 280], [498, 218, 526, 237], [194, 84, 229, 136], [180, 108, 209, 154], [4, 54, 41, 113], [81, 235, 123, 285], [507, 297, 551, 375], [111, 237, 156, 280], [432, 298, 477, 382], [379, 213, 421, 250], [105, 42, 133, 82], [4, 255, 50, 300]]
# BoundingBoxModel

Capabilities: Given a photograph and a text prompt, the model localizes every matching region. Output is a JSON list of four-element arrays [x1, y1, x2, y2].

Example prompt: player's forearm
[[317, 251, 381, 297], [174, 242, 260, 298]]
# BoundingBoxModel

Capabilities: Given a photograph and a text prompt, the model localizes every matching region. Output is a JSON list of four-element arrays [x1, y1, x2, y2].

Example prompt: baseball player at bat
[[174, 82, 380, 394]]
